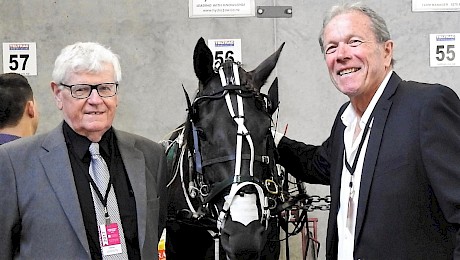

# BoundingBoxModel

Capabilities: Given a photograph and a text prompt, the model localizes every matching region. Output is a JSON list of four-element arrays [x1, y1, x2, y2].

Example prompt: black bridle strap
[[201, 153, 270, 167], [223, 84, 246, 91], [193, 86, 253, 108]]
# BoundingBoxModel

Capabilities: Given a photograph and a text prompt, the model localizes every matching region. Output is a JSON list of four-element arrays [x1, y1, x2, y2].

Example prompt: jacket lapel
[[331, 106, 347, 215], [354, 73, 402, 243], [115, 130, 148, 251], [39, 123, 90, 254], [326, 105, 348, 259]]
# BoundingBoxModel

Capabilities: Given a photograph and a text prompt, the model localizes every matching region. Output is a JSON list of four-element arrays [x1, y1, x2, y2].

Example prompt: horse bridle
[[184, 62, 279, 225], [173, 60, 281, 258], [213, 61, 271, 232]]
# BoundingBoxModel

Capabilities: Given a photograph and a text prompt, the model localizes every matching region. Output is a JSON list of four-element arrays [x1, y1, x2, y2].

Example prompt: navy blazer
[[0, 123, 168, 259], [278, 72, 460, 259]]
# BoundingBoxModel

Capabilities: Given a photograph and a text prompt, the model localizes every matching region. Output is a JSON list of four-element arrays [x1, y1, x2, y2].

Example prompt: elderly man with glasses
[[0, 42, 168, 260]]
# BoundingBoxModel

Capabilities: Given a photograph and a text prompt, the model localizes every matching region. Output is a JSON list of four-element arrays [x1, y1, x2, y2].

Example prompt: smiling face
[[322, 10, 393, 110], [51, 63, 118, 142]]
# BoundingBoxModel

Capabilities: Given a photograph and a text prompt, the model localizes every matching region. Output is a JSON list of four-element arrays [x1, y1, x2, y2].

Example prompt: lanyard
[[344, 116, 373, 186], [85, 153, 114, 225], [344, 116, 373, 231]]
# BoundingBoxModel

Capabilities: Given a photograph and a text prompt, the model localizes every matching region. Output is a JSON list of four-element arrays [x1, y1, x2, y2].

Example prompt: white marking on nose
[[228, 194, 259, 226]]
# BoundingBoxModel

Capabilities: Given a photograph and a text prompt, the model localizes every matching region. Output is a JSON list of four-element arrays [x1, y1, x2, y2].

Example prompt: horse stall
[[2, 1, 458, 259]]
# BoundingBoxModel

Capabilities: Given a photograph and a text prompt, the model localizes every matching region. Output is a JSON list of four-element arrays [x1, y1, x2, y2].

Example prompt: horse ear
[[251, 42, 285, 91], [193, 37, 215, 84], [267, 77, 279, 115]]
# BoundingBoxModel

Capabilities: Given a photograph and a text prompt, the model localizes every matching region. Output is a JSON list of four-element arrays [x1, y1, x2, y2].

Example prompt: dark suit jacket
[[278, 72, 460, 260], [0, 122, 168, 259]]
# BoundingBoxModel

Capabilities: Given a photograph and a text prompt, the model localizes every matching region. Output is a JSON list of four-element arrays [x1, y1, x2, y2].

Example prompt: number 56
[[214, 50, 234, 68]]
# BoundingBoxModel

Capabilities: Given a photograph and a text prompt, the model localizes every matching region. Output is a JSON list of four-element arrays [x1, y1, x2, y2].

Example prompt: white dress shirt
[[337, 71, 393, 259]]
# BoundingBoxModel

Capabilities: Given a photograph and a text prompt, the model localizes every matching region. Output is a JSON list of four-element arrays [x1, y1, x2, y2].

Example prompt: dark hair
[[0, 73, 33, 128]]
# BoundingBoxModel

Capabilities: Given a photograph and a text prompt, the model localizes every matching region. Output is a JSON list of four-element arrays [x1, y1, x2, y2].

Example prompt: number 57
[[9, 54, 29, 70], [436, 45, 455, 61]]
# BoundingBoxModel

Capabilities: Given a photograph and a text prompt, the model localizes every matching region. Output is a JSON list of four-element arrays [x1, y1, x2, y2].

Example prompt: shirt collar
[[341, 70, 393, 128], [62, 121, 113, 160], [0, 133, 21, 145]]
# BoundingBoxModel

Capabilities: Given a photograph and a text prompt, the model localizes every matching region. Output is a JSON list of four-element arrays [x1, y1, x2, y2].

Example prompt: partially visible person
[[0, 72, 39, 144], [0, 42, 168, 259], [275, 2, 460, 259]]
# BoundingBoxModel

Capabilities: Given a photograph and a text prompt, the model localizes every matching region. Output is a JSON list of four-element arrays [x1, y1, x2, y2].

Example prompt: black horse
[[164, 38, 286, 260]]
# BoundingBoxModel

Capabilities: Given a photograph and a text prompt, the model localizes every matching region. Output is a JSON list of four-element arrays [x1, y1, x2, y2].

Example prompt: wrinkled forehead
[[324, 11, 375, 41]]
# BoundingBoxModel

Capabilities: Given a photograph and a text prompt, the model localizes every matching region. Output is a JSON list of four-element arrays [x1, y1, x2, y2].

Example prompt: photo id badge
[[99, 223, 123, 256]]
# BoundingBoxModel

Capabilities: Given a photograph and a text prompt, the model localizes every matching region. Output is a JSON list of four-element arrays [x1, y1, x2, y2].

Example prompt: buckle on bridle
[[261, 156, 270, 164], [200, 185, 210, 196], [265, 179, 279, 195]]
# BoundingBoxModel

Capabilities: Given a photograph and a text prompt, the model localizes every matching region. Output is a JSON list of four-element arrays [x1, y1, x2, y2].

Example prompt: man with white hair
[[0, 42, 168, 259]]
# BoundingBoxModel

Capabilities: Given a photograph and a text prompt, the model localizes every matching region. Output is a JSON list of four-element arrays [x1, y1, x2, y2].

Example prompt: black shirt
[[63, 122, 140, 260]]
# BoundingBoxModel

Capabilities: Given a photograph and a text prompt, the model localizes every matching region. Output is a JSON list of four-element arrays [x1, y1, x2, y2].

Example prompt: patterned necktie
[[89, 143, 128, 259]]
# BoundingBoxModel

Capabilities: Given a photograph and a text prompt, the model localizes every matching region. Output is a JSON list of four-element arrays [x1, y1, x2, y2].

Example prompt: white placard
[[207, 39, 242, 69], [189, 0, 255, 18], [2, 42, 37, 75], [412, 0, 460, 12], [429, 33, 459, 67]]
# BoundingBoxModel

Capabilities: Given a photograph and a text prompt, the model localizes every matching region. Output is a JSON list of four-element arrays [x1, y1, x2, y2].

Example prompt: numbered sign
[[3, 42, 37, 75], [430, 34, 459, 67], [207, 39, 242, 69]]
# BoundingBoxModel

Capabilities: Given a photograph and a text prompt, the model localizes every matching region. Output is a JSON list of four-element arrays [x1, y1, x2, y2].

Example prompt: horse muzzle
[[219, 192, 267, 260], [220, 216, 265, 260]]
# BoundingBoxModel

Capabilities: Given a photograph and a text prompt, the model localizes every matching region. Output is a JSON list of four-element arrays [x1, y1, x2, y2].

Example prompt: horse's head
[[186, 37, 284, 259]]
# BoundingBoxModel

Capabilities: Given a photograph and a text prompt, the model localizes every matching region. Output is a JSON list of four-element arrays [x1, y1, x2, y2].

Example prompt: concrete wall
[[2, 0, 458, 259]]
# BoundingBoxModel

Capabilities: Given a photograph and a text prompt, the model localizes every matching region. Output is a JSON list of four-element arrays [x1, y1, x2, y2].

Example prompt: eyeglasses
[[60, 82, 118, 99]]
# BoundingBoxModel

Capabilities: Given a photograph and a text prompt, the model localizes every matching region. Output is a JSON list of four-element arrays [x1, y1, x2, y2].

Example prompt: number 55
[[436, 45, 456, 61]]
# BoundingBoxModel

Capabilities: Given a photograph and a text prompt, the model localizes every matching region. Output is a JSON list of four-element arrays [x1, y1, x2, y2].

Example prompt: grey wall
[[1, 0, 459, 259]]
